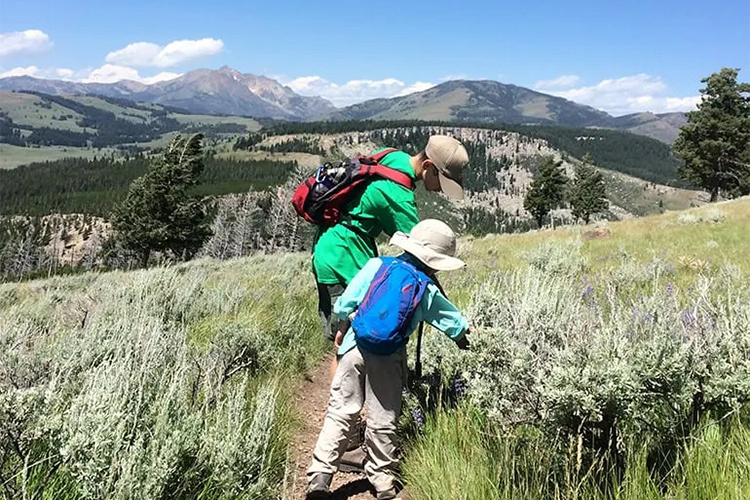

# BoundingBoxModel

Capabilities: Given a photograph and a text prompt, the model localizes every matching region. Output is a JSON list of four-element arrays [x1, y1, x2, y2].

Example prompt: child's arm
[[419, 283, 470, 349], [333, 258, 383, 320], [334, 319, 350, 346]]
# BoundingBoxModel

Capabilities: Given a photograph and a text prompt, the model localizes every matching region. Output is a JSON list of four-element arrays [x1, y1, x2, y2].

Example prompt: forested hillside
[[253, 120, 684, 186], [0, 155, 295, 215], [0, 120, 703, 282], [0, 90, 260, 150]]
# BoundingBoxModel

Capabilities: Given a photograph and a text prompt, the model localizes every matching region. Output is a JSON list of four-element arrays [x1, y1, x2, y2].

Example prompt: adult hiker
[[294, 134, 469, 475], [306, 219, 471, 500], [311, 135, 470, 345]]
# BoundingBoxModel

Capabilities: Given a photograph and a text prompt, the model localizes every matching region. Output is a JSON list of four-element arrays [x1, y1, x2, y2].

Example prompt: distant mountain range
[[325, 80, 686, 144], [0, 68, 686, 143], [328, 79, 611, 126], [605, 111, 687, 144], [0, 66, 335, 120]]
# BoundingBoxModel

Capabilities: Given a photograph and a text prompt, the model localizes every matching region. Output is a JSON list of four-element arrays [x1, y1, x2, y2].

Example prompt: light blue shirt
[[333, 254, 468, 356]]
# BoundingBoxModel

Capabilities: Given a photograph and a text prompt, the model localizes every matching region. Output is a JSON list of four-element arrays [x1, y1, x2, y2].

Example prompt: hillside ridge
[[0, 67, 335, 120], [0, 70, 685, 143]]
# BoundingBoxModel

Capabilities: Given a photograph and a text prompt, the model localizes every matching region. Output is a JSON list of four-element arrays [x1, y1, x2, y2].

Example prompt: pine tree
[[112, 134, 212, 266], [523, 156, 568, 228], [570, 159, 608, 224], [673, 68, 750, 201]]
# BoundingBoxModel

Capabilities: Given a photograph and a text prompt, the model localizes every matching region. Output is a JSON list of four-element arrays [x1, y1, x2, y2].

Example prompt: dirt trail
[[288, 354, 376, 500]]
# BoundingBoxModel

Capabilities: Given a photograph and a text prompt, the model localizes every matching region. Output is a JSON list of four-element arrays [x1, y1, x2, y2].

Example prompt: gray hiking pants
[[308, 345, 406, 492]]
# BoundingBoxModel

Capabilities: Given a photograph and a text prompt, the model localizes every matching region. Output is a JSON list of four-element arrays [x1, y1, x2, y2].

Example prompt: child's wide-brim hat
[[390, 219, 465, 271]]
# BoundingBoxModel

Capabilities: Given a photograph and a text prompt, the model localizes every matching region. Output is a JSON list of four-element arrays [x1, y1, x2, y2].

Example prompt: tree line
[[0, 154, 296, 216], [524, 155, 609, 227], [238, 119, 683, 186], [1, 92, 180, 147], [673, 68, 750, 201], [0, 134, 311, 280]]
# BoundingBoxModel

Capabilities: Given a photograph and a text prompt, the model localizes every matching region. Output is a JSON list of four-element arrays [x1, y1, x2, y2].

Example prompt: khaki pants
[[308, 345, 406, 492]]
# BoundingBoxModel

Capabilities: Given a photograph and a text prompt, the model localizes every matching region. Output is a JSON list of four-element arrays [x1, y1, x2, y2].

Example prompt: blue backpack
[[352, 257, 431, 355]]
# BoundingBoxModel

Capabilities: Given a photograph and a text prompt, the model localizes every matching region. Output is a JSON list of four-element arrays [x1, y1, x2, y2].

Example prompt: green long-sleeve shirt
[[312, 150, 419, 285]]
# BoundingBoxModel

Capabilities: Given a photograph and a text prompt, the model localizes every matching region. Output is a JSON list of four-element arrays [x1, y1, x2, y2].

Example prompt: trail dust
[[287, 353, 376, 500]]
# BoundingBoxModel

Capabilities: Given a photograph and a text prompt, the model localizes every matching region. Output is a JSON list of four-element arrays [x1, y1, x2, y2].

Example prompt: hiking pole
[[415, 322, 424, 380], [413, 275, 446, 381]]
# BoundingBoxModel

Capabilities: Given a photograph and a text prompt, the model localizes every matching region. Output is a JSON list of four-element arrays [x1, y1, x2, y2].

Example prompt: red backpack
[[291, 148, 415, 227]]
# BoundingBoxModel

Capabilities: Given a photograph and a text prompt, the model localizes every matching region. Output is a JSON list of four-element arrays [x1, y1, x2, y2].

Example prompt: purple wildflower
[[666, 283, 675, 297], [453, 376, 468, 398], [681, 310, 697, 328], [411, 407, 425, 427]]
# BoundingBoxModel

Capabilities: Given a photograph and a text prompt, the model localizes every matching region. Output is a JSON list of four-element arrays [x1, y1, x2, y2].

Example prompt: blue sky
[[1, 0, 747, 115]]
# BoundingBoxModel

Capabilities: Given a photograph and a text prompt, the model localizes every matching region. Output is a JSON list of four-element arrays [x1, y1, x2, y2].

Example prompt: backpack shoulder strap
[[367, 164, 415, 190], [358, 148, 415, 190], [365, 148, 398, 164]]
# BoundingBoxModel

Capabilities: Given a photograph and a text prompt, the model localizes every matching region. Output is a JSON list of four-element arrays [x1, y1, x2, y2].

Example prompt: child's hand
[[456, 335, 470, 350], [334, 329, 345, 347]]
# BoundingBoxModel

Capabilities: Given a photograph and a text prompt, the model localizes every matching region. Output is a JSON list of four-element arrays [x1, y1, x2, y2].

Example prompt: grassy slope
[[0, 143, 120, 169], [460, 196, 750, 279], [372, 88, 471, 121], [602, 169, 705, 215], [0, 90, 87, 132], [402, 197, 750, 500], [73, 95, 159, 122], [0, 92, 261, 168], [1, 198, 747, 498]]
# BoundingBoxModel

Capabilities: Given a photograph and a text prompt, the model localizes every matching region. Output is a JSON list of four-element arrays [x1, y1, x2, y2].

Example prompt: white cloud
[[82, 64, 181, 84], [440, 74, 468, 82], [0, 66, 40, 78], [285, 76, 435, 106], [544, 74, 699, 115], [395, 81, 436, 96], [55, 68, 75, 80], [105, 42, 161, 67], [140, 71, 182, 84], [534, 74, 582, 90], [0, 62, 180, 84], [664, 96, 702, 111], [105, 38, 224, 68], [0, 66, 93, 81], [82, 64, 141, 83], [0, 30, 52, 57]]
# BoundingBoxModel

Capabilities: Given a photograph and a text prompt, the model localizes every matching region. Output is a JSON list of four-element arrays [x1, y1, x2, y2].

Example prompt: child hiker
[[311, 135, 469, 345], [306, 219, 470, 500]]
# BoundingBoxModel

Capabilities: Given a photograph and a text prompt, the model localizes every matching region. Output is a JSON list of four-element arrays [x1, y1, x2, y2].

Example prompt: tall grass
[[403, 406, 750, 500], [403, 408, 498, 500], [2, 198, 748, 499], [671, 418, 750, 500], [402, 201, 750, 500], [0, 254, 326, 500]]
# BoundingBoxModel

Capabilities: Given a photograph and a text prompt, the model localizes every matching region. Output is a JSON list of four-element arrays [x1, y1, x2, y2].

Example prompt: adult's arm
[[367, 182, 419, 236]]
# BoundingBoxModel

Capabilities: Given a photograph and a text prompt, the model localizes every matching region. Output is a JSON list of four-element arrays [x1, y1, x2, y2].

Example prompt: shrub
[[0, 255, 324, 500], [415, 262, 750, 473]]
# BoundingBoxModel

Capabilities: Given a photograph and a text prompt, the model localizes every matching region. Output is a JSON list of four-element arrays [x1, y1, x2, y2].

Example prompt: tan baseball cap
[[425, 135, 469, 199]]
